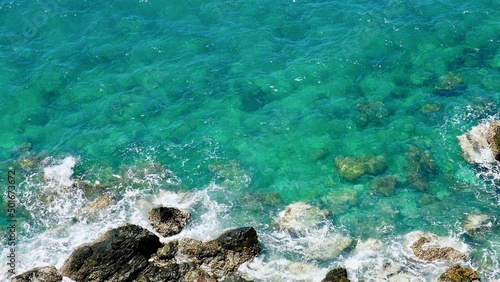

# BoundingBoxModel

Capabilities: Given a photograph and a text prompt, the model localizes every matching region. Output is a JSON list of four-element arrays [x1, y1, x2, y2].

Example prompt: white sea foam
[[42, 156, 77, 188], [3, 154, 500, 282]]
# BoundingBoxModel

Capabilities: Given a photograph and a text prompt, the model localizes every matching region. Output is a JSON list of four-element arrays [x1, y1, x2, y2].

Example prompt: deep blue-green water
[[1, 0, 499, 281]]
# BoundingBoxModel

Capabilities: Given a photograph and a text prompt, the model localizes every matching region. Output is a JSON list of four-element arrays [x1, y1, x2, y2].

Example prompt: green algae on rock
[[405, 145, 439, 191], [370, 176, 399, 196], [434, 72, 467, 96], [438, 264, 481, 282], [334, 155, 387, 182], [355, 101, 389, 128]]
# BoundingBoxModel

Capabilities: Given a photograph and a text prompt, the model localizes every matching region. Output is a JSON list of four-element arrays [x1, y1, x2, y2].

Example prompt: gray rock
[[11, 266, 62, 282], [148, 206, 190, 237], [61, 224, 162, 282]]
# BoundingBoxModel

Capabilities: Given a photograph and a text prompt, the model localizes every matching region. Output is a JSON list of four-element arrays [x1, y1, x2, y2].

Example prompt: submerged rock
[[463, 214, 491, 234], [370, 176, 399, 196], [405, 145, 439, 191], [61, 224, 162, 282], [437, 264, 480, 282], [420, 102, 442, 113], [457, 122, 500, 164], [309, 234, 352, 260], [354, 238, 384, 252], [321, 267, 350, 282], [360, 260, 418, 282], [334, 155, 387, 182], [355, 101, 389, 127], [434, 72, 467, 96], [275, 202, 329, 233], [406, 232, 467, 262], [74, 194, 114, 221], [148, 206, 190, 237], [11, 266, 62, 282]]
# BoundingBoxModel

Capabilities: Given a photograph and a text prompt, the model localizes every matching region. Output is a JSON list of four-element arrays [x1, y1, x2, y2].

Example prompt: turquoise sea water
[[1, 0, 499, 280]]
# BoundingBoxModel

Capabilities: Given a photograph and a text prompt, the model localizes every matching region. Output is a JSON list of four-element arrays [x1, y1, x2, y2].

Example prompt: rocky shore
[[11, 204, 489, 282], [10, 121, 500, 282]]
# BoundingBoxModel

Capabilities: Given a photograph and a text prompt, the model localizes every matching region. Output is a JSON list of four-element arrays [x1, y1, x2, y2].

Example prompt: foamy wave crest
[[42, 156, 77, 188]]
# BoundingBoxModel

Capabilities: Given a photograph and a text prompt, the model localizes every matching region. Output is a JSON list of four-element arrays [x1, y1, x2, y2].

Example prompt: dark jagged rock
[[217, 227, 259, 252], [437, 264, 481, 282], [11, 266, 62, 282], [176, 227, 261, 277], [61, 224, 162, 282], [148, 206, 190, 237], [136, 262, 205, 282], [411, 237, 466, 262], [139, 227, 260, 280], [321, 267, 351, 282], [487, 121, 500, 161]]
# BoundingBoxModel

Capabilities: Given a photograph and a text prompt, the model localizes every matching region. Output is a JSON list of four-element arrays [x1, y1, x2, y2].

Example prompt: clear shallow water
[[0, 0, 499, 281]]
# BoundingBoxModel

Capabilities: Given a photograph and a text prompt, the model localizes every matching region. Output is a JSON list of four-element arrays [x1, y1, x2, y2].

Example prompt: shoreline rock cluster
[[11, 205, 486, 282], [458, 120, 500, 164]]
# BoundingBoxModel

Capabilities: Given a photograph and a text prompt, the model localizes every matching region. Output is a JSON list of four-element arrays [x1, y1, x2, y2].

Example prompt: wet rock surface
[[321, 267, 350, 282], [148, 206, 190, 237], [411, 237, 467, 262], [61, 224, 162, 282], [437, 264, 481, 282], [60, 224, 260, 282], [458, 121, 500, 164], [11, 266, 62, 282]]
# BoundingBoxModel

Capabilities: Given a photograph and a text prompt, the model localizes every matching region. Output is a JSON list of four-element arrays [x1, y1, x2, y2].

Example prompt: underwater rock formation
[[437, 264, 481, 282], [275, 202, 329, 233], [334, 155, 387, 182], [458, 121, 500, 164], [370, 176, 399, 196], [11, 266, 62, 282], [463, 214, 492, 235], [405, 145, 439, 191], [434, 72, 467, 96], [148, 206, 190, 237], [355, 101, 389, 127]]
